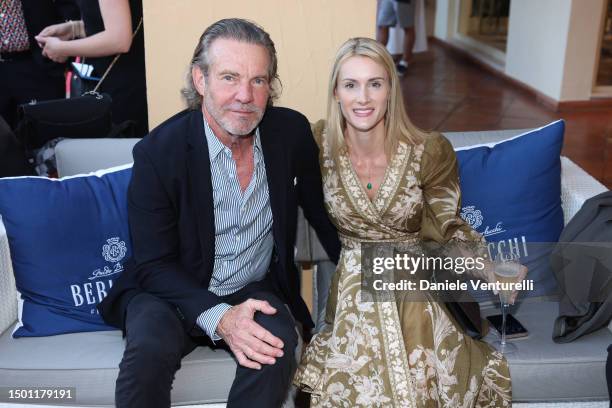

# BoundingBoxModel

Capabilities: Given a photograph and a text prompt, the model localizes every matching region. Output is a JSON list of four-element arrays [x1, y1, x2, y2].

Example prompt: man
[[376, 0, 416, 76], [98, 18, 341, 408], [0, 0, 79, 129]]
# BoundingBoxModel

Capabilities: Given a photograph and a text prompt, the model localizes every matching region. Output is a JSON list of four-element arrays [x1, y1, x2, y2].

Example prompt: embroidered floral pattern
[[294, 123, 511, 407]]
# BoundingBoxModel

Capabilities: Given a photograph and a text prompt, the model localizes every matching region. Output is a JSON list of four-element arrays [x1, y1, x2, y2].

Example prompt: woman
[[293, 38, 511, 407], [35, 0, 148, 137]]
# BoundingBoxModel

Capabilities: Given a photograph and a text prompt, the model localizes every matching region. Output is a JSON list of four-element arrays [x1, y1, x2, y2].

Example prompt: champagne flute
[[492, 251, 522, 354]]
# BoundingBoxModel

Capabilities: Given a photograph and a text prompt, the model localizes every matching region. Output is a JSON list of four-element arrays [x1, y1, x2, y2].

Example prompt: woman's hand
[[37, 37, 68, 63], [36, 22, 74, 43], [508, 264, 528, 304], [481, 259, 528, 304]]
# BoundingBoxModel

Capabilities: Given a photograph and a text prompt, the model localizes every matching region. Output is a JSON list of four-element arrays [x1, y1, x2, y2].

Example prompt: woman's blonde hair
[[326, 37, 427, 157]]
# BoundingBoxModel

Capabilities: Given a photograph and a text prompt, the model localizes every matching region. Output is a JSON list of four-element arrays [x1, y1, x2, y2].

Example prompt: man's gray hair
[[181, 18, 281, 110]]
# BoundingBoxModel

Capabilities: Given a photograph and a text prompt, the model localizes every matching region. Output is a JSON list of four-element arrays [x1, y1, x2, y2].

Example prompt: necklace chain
[[352, 155, 373, 190], [348, 149, 379, 191]]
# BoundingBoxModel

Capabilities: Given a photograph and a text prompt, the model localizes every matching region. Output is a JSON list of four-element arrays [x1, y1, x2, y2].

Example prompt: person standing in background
[[0, 0, 80, 130], [36, 0, 149, 137], [376, 0, 416, 76]]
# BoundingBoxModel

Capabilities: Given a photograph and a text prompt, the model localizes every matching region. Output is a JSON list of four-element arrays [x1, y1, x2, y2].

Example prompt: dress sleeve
[[310, 119, 326, 149], [419, 133, 484, 244]]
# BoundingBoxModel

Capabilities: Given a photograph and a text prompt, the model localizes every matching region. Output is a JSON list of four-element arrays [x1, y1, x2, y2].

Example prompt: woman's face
[[335, 55, 390, 135]]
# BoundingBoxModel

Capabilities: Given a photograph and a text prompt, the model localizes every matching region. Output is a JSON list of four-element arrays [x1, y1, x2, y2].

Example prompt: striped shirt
[[196, 119, 274, 341]]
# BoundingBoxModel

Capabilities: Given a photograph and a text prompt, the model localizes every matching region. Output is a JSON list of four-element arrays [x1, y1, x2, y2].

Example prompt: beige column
[[560, 0, 607, 100]]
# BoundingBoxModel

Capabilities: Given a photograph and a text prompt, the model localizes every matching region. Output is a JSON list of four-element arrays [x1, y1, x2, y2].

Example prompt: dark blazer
[[20, 0, 80, 74], [551, 190, 612, 343], [99, 107, 341, 334]]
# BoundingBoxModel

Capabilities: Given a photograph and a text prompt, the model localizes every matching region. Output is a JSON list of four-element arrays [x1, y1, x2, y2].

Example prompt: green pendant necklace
[[349, 146, 374, 190]]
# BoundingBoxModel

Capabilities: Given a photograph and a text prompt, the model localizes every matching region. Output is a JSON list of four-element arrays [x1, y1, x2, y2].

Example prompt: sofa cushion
[[454, 120, 565, 301], [0, 328, 236, 406], [482, 302, 611, 401], [0, 165, 132, 337]]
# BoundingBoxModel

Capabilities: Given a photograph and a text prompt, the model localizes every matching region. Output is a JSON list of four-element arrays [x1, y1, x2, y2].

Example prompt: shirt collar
[[203, 117, 262, 162]]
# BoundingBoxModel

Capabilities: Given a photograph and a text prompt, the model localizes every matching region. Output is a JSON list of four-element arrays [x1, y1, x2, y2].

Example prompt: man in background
[[377, 0, 416, 76]]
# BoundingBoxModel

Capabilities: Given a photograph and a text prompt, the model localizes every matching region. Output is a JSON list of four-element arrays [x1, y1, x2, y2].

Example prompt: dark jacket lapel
[[259, 112, 288, 263], [186, 111, 215, 283]]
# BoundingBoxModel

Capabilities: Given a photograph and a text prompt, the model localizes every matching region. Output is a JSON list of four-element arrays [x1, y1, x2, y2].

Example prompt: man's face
[[197, 38, 271, 137]]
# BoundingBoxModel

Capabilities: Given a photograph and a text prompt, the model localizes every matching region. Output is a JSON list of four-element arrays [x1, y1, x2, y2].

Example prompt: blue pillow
[[0, 165, 132, 337], [455, 120, 565, 300]]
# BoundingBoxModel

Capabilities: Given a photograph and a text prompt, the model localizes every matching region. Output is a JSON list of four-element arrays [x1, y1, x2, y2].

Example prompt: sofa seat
[[0, 328, 236, 406], [482, 302, 611, 402], [1, 130, 608, 406]]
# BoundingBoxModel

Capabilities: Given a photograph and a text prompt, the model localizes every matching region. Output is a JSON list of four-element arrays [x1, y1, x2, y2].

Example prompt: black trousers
[[0, 52, 65, 130], [115, 281, 298, 408]]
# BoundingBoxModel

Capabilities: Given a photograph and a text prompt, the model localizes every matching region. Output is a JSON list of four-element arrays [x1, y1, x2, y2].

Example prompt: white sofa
[[0, 129, 610, 407]]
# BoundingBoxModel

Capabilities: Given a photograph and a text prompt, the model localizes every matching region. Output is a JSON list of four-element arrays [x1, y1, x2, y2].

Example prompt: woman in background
[[35, 0, 148, 137], [293, 37, 512, 407]]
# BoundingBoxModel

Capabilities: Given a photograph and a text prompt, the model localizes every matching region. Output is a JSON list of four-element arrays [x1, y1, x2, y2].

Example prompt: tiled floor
[[402, 42, 612, 189]]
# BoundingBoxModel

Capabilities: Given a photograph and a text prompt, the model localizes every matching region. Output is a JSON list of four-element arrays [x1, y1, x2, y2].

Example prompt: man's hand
[[217, 299, 284, 370]]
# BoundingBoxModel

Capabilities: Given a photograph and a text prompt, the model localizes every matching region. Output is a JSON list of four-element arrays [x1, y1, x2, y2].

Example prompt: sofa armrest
[[560, 156, 607, 225], [55, 138, 139, 177], [0, 218, 17, 335]]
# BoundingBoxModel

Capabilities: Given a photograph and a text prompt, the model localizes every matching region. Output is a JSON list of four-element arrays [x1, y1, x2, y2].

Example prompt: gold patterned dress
[[294, 122, 511, 407]]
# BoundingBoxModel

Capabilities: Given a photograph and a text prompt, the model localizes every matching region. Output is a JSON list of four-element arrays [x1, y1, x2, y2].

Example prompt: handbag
[[15, 18, 144, 150], [444, 300, 485, 339], [16, 92, 113, 150]]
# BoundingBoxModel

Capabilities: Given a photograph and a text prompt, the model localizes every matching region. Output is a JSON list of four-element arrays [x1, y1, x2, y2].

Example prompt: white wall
[[505, 0, 573, 101], [434, 0, 451, 39], [435, 0, 462, 41], [434, 0, 607, 102]]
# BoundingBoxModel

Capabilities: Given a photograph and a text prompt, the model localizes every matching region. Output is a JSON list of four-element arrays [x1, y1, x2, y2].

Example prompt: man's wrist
[[215, 305, 234, 338], [196, 303, 233, 342]]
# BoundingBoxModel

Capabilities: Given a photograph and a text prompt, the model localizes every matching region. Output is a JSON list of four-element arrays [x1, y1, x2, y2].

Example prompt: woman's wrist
[[69, 20, 86, 40]]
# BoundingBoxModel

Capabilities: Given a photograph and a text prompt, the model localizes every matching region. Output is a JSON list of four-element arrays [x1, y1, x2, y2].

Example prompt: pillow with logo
[[455, 120, 565, 301], [0, 164, 132, 337]]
